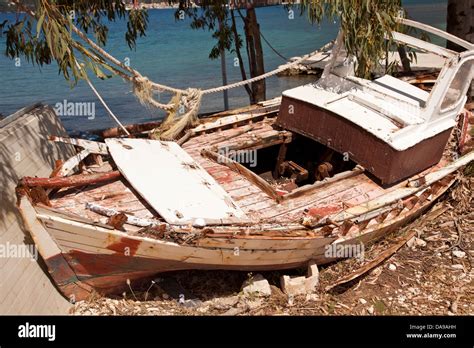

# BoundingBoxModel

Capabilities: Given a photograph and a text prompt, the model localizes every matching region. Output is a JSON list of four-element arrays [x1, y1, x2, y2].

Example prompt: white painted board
[[105, 138, 249, 225]]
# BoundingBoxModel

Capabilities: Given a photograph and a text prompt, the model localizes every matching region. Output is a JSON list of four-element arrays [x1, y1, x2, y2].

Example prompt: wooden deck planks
[[50, 118, 392, 226]]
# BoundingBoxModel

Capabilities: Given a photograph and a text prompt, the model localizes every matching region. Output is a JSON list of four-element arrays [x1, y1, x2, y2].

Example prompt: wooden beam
[[20, 171, 121, 189], [282, 166, 365, 201], [273, 142, 288, 179], [191, 110, 277, 135], [101, 121, 162, 138], [85, 202, 166, 229], [49, 136, 108, 155], [52, 149, 91, 177], [201, 149, 282, 202], [220, 131, 292, 152], [176, 131, 193, 146]]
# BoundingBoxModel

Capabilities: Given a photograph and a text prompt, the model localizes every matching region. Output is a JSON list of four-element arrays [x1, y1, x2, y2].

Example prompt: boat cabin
[[277, 19, 474, 185]]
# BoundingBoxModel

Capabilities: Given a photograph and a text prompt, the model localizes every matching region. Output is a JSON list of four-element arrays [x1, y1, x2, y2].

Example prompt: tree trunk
[[446, 0, 473, 52], [230, 9, 253, 99], [397, 45, 412, 73], [244, 3, 266, 103], [447, 0, 473, 100]]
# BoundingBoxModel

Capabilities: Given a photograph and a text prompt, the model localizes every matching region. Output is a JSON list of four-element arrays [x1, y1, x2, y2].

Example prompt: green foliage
[[0, 0, 148, 85], [175, 0, 239, 60], [299, 0, 403, 78]]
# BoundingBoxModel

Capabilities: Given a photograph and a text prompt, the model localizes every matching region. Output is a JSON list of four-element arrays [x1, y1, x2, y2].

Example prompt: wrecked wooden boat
[[16, 20, 474, 301]]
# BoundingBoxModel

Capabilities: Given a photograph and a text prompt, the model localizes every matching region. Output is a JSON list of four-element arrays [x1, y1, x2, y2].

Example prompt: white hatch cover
[[105, 138, 249, 225]]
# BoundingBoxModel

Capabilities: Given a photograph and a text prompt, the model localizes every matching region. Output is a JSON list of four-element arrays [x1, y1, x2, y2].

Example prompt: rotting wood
[[191, 110, 277, 135], [85, 202, 166, 228], [19, 171, 121, 189], [273, 142, 288, 178], [107, 213, 128, 230], [324, 229, 417, 292], [101, 121, 162, 138], [282, 166, 365, 201], [201, 148, 282, 202], [49, 159, 64, 178], [209, 125, 255, 146], [52, 149, 91, 177], [325, 202, 450, 291], [328, 151, 474, 224], [176, 131, 193, 146], [49, 136, 109, 155]]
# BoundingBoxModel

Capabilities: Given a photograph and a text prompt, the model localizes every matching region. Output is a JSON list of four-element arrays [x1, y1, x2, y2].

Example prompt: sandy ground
[[71, 172, 473, 316]]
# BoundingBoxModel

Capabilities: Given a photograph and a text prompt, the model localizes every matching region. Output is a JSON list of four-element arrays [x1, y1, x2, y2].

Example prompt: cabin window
[[441, 60, 474, 111]]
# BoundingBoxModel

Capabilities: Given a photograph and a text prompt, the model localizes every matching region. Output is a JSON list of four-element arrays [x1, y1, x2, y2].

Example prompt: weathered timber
[[102, 121, 162, 138], [86, 202, 166, 228], [49, 136, 109, 155], [282, 166, 365, 201], [191, 110, 277, 135], [201, 148, 282, 202], [20, 171, 121, 189]]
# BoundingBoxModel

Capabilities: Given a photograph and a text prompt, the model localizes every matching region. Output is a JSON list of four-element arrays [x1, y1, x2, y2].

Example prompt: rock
[[408, 237, 427, 248], [280, 261, 319, 296], [246, 298, 264, 311], [414, 237, 427, 247], [367, 305, 374, 314], [221, 307, 245, 316], [305, 293, 319, 302], [242, 274, 272, 297], [181, 299, 203, 308], [212, 295, 240, 310], [388, 263, 397, 271], [452, 250, 466, 258], [450, 301, 458, 314], [451, 264, 464, 270], [359, 298, 367, 305]]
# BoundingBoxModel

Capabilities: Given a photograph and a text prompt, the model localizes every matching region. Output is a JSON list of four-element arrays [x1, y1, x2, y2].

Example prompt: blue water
[[0, 1, 447, 131]]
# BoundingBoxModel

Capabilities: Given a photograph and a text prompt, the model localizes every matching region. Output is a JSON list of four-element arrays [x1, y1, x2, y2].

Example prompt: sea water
[[0, 1, 447, 131]]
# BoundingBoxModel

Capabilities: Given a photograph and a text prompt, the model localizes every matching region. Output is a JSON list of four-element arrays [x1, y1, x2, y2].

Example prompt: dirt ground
[[71, 173, 473, 316]]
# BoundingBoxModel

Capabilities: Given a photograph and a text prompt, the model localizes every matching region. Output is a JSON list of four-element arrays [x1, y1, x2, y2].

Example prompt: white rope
[[75, 61, 131, 136], [138, 42, 334, 98], [202, 44, 332, 95]]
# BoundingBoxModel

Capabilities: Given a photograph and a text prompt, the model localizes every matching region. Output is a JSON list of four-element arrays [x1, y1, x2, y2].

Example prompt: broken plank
[[20, 171, 121, 189], [86, 203, 165, 228], [283, 166, 365, 201], [201, 149, 281, 202], [191, 111, 277, 135], [49, 136, 108, 155], [53, 149, 91, 177]]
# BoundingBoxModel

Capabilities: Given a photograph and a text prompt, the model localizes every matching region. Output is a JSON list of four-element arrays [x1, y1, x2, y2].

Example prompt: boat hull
[[19, 174, 454, 301]]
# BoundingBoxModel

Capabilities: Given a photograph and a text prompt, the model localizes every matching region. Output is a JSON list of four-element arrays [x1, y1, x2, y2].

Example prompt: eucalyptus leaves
[[300, 0, 403, 78], [0, 0, 148, 85]]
